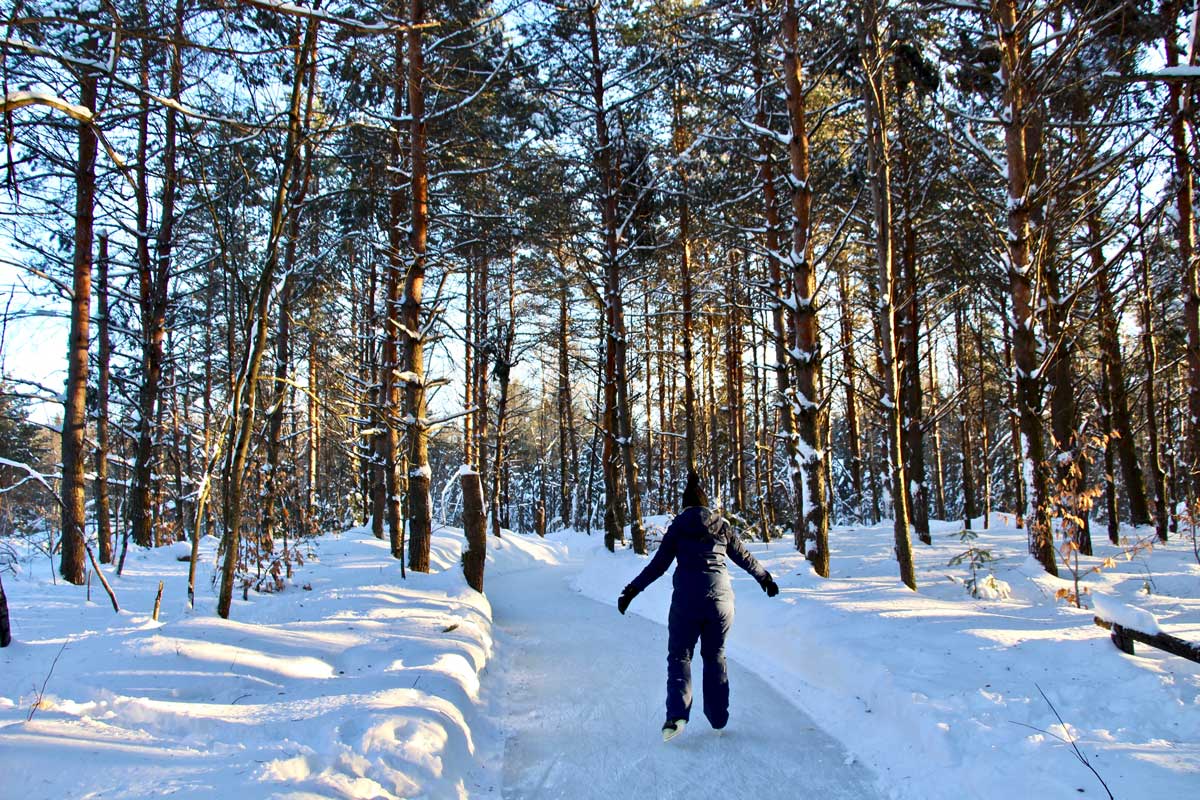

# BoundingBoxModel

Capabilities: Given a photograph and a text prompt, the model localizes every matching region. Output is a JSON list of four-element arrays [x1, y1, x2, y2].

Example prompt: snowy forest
[[0, 0, 1198, 798]]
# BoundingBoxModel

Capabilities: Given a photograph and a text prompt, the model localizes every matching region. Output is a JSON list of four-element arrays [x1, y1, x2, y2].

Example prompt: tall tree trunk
[[727, 252, 747, 514], [615, 290, 647, 553], [643, 290, 655, 514], [674, 87, 698, 474], [461, 470, 486, 591], [384, 26, 407, 561], [1090, 211, 1151, 526], [474, 242, 491, 512], [557, 273, 573, 525], [217, 16, 317, 619], [404, 0, 432, 573], [587, 4, 631, 551], [896, 103, 930, 544], [463, 253, 475, 470], [261, 274, 295, 547], [860, 0, 915, 589], [748, 299, 768, 538], [783, 1, 828, 572], [928, 345, 947, 522], [1102, 393, 1120, 545], [94, 234, 113, 563], [1165, 7, 1200, 500], [491, 315, 514, 538], [837, 262, 864, 523], [1045, 247, 1090, 555], [303, 326, 318, 534], [60, 64, 97, 586], [750, 8, 797, 534], [129, 10, 155, 549], [131, 0, 183, 549], [265, 29, 318, 549], [974, 304, 993, 528], [1140, 246, 1170, 541], [994, 0, 1055, 574], [956, 302, 978, 529]]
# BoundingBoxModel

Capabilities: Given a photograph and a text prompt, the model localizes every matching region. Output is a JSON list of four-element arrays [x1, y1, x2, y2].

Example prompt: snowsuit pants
[[665, 591, 734, 728]]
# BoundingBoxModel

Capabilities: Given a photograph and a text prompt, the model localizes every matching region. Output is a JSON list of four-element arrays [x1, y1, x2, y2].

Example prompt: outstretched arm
[[724, 524, 774, 590], [626, 526, 678, 594]]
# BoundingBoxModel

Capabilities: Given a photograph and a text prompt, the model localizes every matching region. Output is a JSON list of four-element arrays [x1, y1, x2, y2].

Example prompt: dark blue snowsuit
[[626, 506, 773, 728]]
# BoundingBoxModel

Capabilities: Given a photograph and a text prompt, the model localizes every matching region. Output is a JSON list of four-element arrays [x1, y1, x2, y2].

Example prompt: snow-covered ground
[[2, 515, 1197, 799], [0, 527, 508, 799], [570, 515, 1200, 800]]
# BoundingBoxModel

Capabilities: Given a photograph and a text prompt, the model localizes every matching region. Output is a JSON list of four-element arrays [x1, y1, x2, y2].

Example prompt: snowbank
[[0, 524, 548, 800], [558, 517, 1200, 800]]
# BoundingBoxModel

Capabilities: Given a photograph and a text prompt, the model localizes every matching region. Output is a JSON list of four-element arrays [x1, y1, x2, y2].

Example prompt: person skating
[[617, 470, 780, 741]]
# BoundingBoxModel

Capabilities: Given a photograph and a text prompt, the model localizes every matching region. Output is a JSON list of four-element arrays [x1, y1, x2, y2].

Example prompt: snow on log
[[1092, 594, 1161, 635]]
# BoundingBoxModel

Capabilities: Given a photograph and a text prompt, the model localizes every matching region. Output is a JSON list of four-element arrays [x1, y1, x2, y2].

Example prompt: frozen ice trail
[[489, 560, 882, 800]]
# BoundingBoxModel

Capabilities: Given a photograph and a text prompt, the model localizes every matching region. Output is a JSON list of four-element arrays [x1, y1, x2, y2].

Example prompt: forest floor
[[1, 514, 1198, 799]]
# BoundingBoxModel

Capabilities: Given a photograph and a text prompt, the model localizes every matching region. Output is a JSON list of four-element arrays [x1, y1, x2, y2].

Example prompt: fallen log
[[1093, 616, 1200, 663]]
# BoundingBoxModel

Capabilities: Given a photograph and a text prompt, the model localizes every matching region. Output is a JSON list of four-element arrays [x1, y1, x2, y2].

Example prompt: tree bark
[[587, 3, 635, 551], [1165, 7, 1200, 500], [217, 16, 317, 618], [473, 237, 491, 512], [404, 0, 432, 573], [94, 234, 113, 563], [861, 0, 914, 588], [1044, 240, 1089, 555], [307, 320, 320, 533], [994, 0, 1055, 574], [956, 302, 977, 529], [837, 262, 864, 523], [1090, 211, 1151, 526], [60, 63, 96, 586], [896, 101, 930, 544], [131, 0, 183, 549], [461, 470, 486, 592], [261, 273, 295, 548], [783, 1, 828, 572], [928, 344, 947, 523], [557, 273, 575, 526], [974, 304, 993, 529], [384, 25, 407, 561], [1140, 246, 1170, 541], [727, 251, 747, 514], [674, 87, 698, 475]]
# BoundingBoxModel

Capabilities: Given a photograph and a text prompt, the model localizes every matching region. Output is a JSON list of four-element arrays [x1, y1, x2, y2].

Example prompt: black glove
[[762, 576, 779, 598], [617, 584, 638, 615]]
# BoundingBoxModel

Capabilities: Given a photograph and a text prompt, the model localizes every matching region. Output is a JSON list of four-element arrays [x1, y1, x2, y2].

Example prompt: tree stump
[[0, 572, 11, 647]]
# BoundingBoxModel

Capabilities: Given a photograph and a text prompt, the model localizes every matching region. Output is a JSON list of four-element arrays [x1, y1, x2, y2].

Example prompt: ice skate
[[662, 719, 686, 742]]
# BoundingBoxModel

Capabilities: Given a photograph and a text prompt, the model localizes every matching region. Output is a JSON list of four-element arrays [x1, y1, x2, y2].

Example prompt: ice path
[[489, 561, 883, 800]]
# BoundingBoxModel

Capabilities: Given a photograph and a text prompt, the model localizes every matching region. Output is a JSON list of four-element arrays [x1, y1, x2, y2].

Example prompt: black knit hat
[[681, 470, 708, 508]]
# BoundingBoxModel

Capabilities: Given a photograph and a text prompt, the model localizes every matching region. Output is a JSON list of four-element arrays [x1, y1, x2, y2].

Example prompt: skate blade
[[662, 720, 686, 742]]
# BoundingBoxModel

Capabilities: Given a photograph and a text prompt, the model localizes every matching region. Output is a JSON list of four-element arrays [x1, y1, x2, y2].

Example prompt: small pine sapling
[[948, 528, 1009, 599]]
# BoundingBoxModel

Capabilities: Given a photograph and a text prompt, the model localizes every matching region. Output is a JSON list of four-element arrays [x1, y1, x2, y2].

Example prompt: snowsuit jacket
[[627, 506, 771, 599]]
